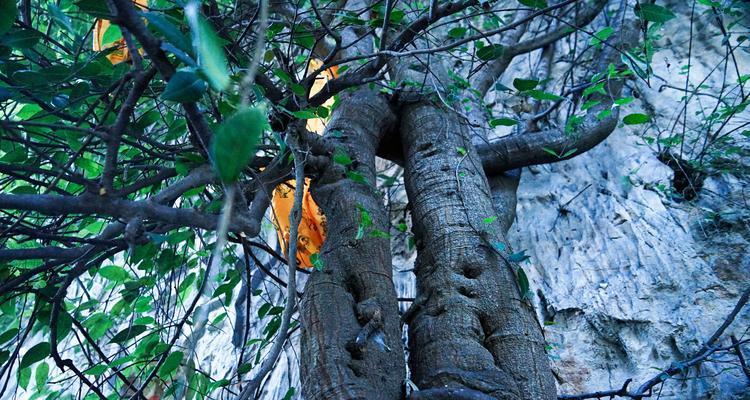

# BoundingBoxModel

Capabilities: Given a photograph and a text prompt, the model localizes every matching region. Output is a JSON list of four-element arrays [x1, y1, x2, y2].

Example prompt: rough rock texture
[[513, 124, 749, 399]]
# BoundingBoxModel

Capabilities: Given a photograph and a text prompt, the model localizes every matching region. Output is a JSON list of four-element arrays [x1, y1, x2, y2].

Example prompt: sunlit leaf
[[623, 113, 651, 125], [210, 106, 267, 183]]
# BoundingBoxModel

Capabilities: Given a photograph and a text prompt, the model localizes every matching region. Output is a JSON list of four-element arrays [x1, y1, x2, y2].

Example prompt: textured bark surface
[[400, 101, 556, 399], [299, 88, 405, 400]]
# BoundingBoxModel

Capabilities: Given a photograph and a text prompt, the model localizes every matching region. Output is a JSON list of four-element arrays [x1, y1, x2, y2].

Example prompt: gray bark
[[299, 88, 406, 399], [400, 101, 556, 399]]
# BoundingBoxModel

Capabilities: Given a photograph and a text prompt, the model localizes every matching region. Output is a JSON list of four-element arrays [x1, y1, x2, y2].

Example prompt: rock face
[[513, 125, 749, 399]]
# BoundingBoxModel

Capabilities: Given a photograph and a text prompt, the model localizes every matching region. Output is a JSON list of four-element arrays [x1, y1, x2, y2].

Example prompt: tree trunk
[[400, 101, 556, 399], [299, 88, 406, 399]]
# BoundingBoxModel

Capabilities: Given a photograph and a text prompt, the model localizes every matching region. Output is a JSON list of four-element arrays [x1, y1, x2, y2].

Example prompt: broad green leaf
[[20, 342, 49, 369], [158, 351, 184, 379], [178, 272, 196, 294], [525, 89, 563, 101], [292, 26, 314, 49], [98, 265, 130, 282], [83, 365, 108, 376], [590, 27, 614, 46], [110, 324, 148, 344], [513, 78, 539, 92], [0, 327, 17, 345], [0, 0, 18, 37], [483, 216, 498, 224], [35, 362, 49, 389], [489, 118, 518, 127], [211, 107, 266, 183], [517, 267, 531, 299], [518, 0, 548, 8], [623, 113, 651, 125], [193, 16, 229, 91], [448, 27, 467, 39], [332, 149, 353, 166], [161, 69, 207, 102], [290, 110, 317, 119], [18, 367, 30, 390], [74, 0, 112, 18], [346, 170, 368, 185], [635, 4, 676, 23], [144, 12, 192, 55], [48, 4, 73, 32], [0, 29, 42, 49], [273, 68, 292, 83], [476, 44, 504, 61], [101, 24, 122, 47]]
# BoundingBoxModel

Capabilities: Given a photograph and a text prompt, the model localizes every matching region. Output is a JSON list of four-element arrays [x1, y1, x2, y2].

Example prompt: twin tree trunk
[[298, 75, 555, 400]]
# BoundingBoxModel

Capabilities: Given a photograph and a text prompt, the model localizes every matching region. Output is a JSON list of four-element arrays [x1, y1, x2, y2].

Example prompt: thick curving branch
[[478, 15, 640, 175]]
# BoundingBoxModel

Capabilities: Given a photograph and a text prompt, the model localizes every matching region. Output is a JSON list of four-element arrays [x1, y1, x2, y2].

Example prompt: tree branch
[[478, 14, 640, 175]]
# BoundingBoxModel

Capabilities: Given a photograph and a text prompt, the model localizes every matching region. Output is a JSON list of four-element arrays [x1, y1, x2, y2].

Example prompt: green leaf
[[333, 149, 353, 166], [623, 113, 651, 125], [590, 26, 614, 46], [83, 365, 108, 376], [193, 16, 229, 91], [0, 0, 18, 37], [35, 361, 49, 389], [489, 118, 518, 127], [561, 148, 578, 158], [18, 366, 30, 390], [0, 29, 42, 49], [346, 170, 368, 185], [310, 253, 324, 271], [635, 4, 676, 23], [369, 229, 391, 238], [74, 0, 112, 18], [0, 327, 18, 345], [283, 387, 296, 400], [0, 350, 9, 367], [98, 265, 130, 282], [513, 78, 539, 92], [273, 68, 292, 83], [483, 216, 498, 224], [161, 69, 207, 102], [516, 266, 531, 299], [178, 272, 196, 295], [476, 44, 504, 61], [525, 89, 563, 101], [158, 351, 184, 379], [290, 110, 317, 119], [101, 24, 122, 47], [509, 250, 530, 263], [211, 107, 266, 183], [109, 325, 148, 344], [518, 0, 548, 8], [20, 342, 49, 369], [448, 27, 467, 39], [144, 12, 192, 56], [456, 147, 467, 156]]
